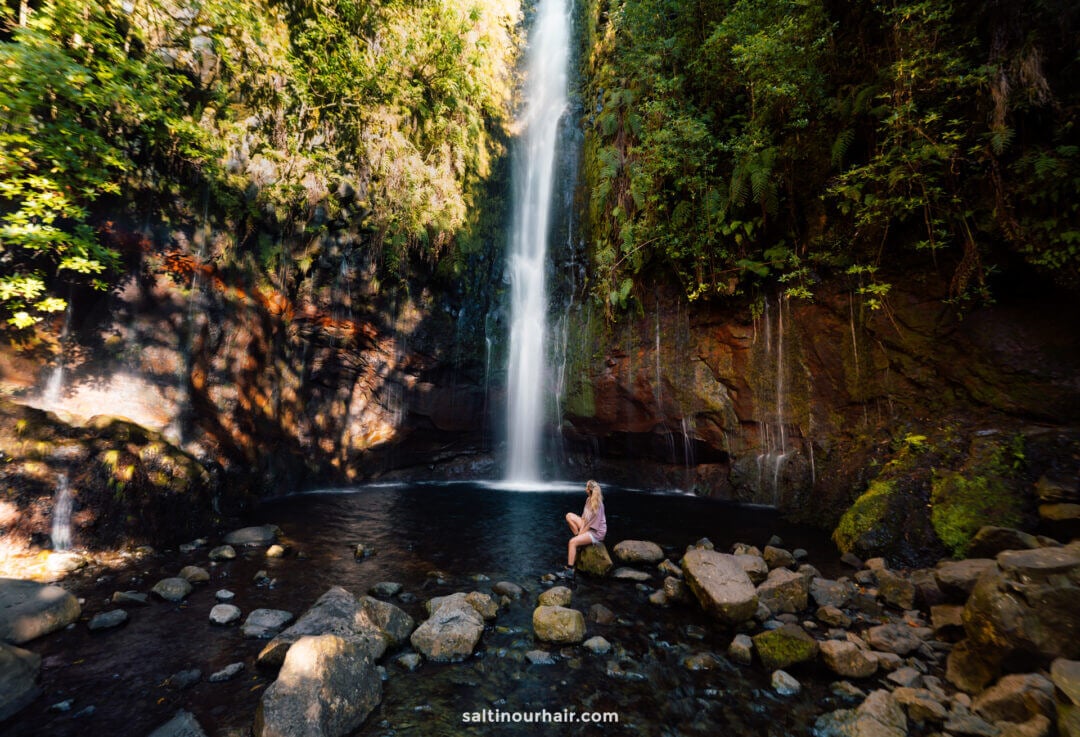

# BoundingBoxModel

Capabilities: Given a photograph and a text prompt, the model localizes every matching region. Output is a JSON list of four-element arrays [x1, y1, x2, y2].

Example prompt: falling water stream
[[505, 0, 570, 482]]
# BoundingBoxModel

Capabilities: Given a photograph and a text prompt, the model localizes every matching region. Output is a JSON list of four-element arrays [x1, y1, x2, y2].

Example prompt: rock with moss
[[532, 606, 586, 645], [576, 543, 613, 577], [752, 624, 819, 670]]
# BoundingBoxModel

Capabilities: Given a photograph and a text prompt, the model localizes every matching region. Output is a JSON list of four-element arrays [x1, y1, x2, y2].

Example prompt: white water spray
[[506, 0, 570, 482]]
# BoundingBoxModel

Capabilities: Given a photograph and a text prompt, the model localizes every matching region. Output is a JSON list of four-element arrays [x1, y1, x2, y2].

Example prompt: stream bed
[[2, 482, 852, 737]]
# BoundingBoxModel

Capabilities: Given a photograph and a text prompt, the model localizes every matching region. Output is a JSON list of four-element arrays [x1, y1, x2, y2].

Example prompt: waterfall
[[753, 295, 791, 505], [51, 474, 73, 551], [505, 0, 570, 482]]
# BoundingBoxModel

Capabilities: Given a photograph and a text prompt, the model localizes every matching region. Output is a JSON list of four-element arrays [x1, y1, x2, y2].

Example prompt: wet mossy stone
[[576, 543, 613, 577], [752, 624, 819, 671]]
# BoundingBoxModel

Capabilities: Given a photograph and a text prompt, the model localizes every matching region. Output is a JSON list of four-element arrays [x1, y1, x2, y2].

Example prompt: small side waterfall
[[753, 296, 793, 505], [505, 0, 571, 482], [51, 474, 73, 551]]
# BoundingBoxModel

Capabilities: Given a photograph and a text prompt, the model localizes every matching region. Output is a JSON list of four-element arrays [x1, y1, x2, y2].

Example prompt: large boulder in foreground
[[258, 587, 414, 668], [0, 641, 40, 721], [961, 544, 1080, 669], [681, 549, 758, 624], [410, 594, 484, 662], [255, 634, 381, 737], [0, 577, 81, 644]]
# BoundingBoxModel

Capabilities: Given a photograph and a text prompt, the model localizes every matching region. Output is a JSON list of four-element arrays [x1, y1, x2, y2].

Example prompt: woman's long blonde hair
[[585, 479, 603, 513]]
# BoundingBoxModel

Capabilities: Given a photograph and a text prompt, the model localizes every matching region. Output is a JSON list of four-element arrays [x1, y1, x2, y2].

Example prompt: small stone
[[728, 634, 753, 665], [525, 650, 556, 665], [223, 525, 278, 546], [772, 669, 802, 696], [164, 668, 201, 690], [683, 652, 723, 671], [648, 590, 668, 606], [840, 552, 863, 569], [532, 606, 585, 644], [209, 604, 241, 625], [611, 567, 651, 582], [583, 636, 611, 654], [887, 666, 923, 688], [265, 545, 286, 558], [819, 639, 878, 679], [178, 566, 209, 584], [587, 604, 616, 625], [208, 662, 244, 683], [944, 712, 1001, 736], [811, 578, 852, 609], [492, 581, 524, 599], [241, 609, 293, 638], [88, 610, 128, 631], [866, 623, 923, 655], [763, 546, 795, 570], [215, 589, 235, 601], [752, 624, 819, 670], [370, 582, 404, 598], [48, 700, 73, 713], [659, 559, 682, 578], [817, 606, 852, 628], [354, 543, 375, 559], [111, 591, 149, 606], [208, 545, 236, 561], [151, 578, 193, 602], [396, 653, 422, 671]]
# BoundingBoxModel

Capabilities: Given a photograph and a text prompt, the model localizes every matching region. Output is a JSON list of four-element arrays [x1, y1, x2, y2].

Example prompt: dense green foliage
[[0, 0, 520, 330], [580, 0, 1080, 315]]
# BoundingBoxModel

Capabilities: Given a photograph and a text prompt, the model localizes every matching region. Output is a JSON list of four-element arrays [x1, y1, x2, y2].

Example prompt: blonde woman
[[559, 480, 607, 581]]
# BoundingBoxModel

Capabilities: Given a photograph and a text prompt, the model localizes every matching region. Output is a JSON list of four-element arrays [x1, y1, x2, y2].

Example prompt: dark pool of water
[[2, 482, 853, 737]]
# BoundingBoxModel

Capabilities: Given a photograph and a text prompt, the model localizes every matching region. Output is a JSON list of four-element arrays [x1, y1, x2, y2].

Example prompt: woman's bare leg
[[567, 531, 593, 566], [565, 513, 584, 535]]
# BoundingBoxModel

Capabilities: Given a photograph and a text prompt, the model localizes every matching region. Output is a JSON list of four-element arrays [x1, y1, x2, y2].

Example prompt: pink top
[[581, 502, 607, 541]]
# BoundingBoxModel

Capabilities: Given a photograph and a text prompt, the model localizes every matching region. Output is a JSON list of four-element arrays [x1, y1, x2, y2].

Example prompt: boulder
[[866, 623, 923, 656], [538, 587, 572, 608], [0, 641, 40, 721], [1052, 659, 1080, 737], [931, 604, 966, 639], [947, 638, 1002, 693], [876, 569, 916, 610], [911, 568, 947, 609], [752, 624, 819, 670], [410, 596, 484, 661], [612, 540, 664, 564], [962, 545, 1080, 668], [258, 588, 412, 667], [763, 546, 796, 570], [532, 606, 586, 645], [972, 673, 1055, 723], [756, 568, 809, 614], [492, 582, 524, 599], [254, 634, 381, 737], [681, 549, 759, 625], [663, 576, 691, 604], [0, 578, 81, 644], [242, 609, 295, 639], [426, 592, 497, 621], [935, 559, 997, 600], [583, 636, 611, 654], [814, 689, 908, 737], [967, 527, 1041, 558], [587, 604, 615, 625], [576, 544, 613, 576], [810, 578, 852, 609], [612, 567, 652, 581], [152, 577, 193, 603], [224, 525, 279, 546], [111, 590, 149, 606], [820, 639, 878, 679]]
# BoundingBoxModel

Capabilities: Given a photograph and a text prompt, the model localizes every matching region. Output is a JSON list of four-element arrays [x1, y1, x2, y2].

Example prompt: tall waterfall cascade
[[505, 0, 571, 482]]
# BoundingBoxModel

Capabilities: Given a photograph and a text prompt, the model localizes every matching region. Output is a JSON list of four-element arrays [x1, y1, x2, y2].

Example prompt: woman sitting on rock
[[560, 480, 607, 581]]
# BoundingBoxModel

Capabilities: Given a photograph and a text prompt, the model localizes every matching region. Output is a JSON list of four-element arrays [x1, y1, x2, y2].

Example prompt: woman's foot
[[556, 565, 575, 581]]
